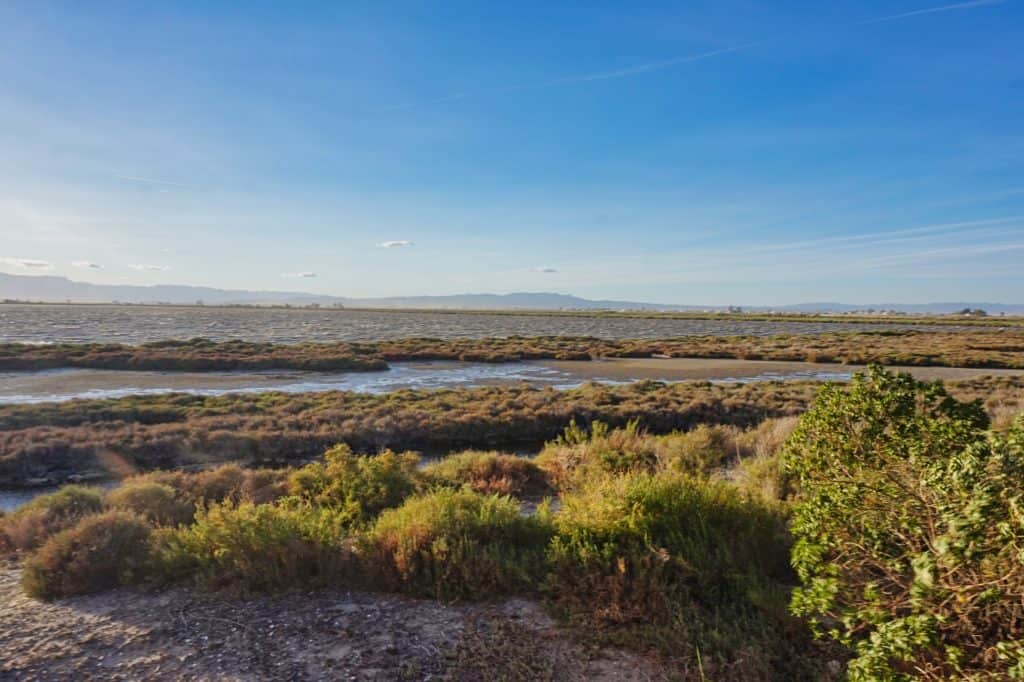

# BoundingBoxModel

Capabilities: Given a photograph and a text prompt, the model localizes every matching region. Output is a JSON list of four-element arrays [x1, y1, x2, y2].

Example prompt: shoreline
[[2, 359, 1020, 405]]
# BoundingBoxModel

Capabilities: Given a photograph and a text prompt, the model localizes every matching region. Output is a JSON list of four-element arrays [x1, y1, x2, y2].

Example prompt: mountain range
[[2, 272, 1023, 314]]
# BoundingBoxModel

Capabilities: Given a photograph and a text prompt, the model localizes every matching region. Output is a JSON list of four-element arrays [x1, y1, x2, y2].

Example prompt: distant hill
[[0, 274, 680, 310], [1, 272, 1023, 314]]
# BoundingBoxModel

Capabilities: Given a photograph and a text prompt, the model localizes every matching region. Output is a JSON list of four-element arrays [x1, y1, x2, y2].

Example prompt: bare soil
[[0, 564, 668, 681]]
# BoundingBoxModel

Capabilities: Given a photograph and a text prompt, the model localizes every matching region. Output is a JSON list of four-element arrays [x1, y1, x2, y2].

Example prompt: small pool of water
[[0, 481, 118, 513]]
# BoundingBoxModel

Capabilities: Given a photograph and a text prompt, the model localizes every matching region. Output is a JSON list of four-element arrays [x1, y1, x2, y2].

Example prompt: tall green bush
[[364, 488, 551, 600], [157, 501, 353, 591], [105, 482, 194, 526], [546, 472, 800, 676], [288, 444, 420, 526], [785, 366, 1024, 679]]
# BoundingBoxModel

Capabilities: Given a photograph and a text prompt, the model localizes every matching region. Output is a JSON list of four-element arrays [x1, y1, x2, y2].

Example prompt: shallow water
[[0, 361, 863, 405], [0, 481, 118, 513], [0, 304, 970, 344], [0, 363, 586, 404]]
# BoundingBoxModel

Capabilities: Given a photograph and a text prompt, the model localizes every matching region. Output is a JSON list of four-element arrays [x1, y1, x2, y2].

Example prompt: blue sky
[[1, 0, 1022, 305]]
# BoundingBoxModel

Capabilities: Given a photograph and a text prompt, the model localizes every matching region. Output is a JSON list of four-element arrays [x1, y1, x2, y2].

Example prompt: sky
[[1, 0, 1022, 305]]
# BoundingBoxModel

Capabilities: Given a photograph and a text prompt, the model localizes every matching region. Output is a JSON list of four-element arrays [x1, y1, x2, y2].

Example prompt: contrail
[[381, 0, 1004, 112], [545, 44, 757, 86], [378, 44, 756, 112], [115, 174, 187, 187], [859, 0, 1004, 24]]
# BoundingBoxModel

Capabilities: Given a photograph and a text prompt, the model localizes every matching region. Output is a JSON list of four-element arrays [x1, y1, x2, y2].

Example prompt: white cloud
[[377, 240, 414, 248], [282, 272, 317, 278], [531, 266, 558, 273], [1, 257, 52, 269], [72, 260, 101, 269], [128, 264, 171, 272]]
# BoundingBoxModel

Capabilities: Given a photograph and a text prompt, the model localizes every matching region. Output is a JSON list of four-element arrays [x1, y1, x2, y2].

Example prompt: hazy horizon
[[3, 271, 1024, 310], [2, 1, 1023, 304]]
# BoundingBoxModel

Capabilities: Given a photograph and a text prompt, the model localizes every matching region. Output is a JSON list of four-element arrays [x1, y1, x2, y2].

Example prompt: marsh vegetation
[[4, 367, 1022, 679], [4, 329, 1024, 372], [2, 370, 1022, 489]]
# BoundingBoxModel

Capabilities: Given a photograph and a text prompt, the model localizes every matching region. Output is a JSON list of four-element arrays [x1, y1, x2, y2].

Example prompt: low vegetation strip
[[345, 306, 1024, 327], [3, 367, 1021, 679], [3, 329, 1024, 371], [1, 373, 1021, 488]]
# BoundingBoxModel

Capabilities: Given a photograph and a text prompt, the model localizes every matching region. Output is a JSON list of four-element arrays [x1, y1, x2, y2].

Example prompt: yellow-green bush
[[545, 472, 803, 677], [422, 451, 550, 497], [654, 424, 741, 475], [535, 420, 655, 488], [0, 485, 103, 553], [21, 510, 153, 599], [157, 501, 353, 592], [536, 420, 758, 489], [364, 488, 552, 600], [288, 444, 420, 526], [105, 482, 194, 526], [131, 464, 289, 506]]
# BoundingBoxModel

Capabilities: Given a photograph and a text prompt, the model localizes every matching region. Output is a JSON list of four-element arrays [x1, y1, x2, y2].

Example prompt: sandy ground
[[0, 564, 668, 682], [540, 357, 1024, 382], [0, 369, 314, 396]]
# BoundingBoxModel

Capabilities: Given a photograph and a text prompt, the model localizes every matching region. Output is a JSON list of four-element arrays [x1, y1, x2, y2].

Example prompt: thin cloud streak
[[549, 44, 757, 85], [128, 264, 171, 272], [377, 240, 415, 248], [859, 0, 1004, 24], [0, 257, 52, 269], [746, 216, 1024, 255], [381, 0, 1003, 112], [115, 175, 187, 188], [848, 241, 1024, 270], [72, 260, 101, 269], [379, 45, 754, 112]]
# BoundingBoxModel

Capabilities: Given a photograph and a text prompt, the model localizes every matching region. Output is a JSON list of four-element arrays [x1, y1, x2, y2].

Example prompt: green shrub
[[157, 501, 353, 592], [0, 485, 103, 553], [546, 472, 803, 677], [132, 464, 289, 506], [288, 444, 420, 526], [364, 488, 551, 600], [21, 510, 153, 599], [422, 450, 550, 497], [656, 424, 739, 475], [731, 450, 793, 503], [730, 417, 801, 502], [537, 420, 764, 490], [535, 420, 656, 488], [105, 482, 195, 526], [786, 366, 1024, 680]]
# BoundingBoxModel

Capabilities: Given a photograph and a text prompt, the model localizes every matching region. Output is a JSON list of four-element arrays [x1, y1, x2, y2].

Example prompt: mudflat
[[4, 359, 1021, 406]]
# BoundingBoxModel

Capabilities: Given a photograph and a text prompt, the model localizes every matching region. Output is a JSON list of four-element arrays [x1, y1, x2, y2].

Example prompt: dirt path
[[0, 565, 668, 681]]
